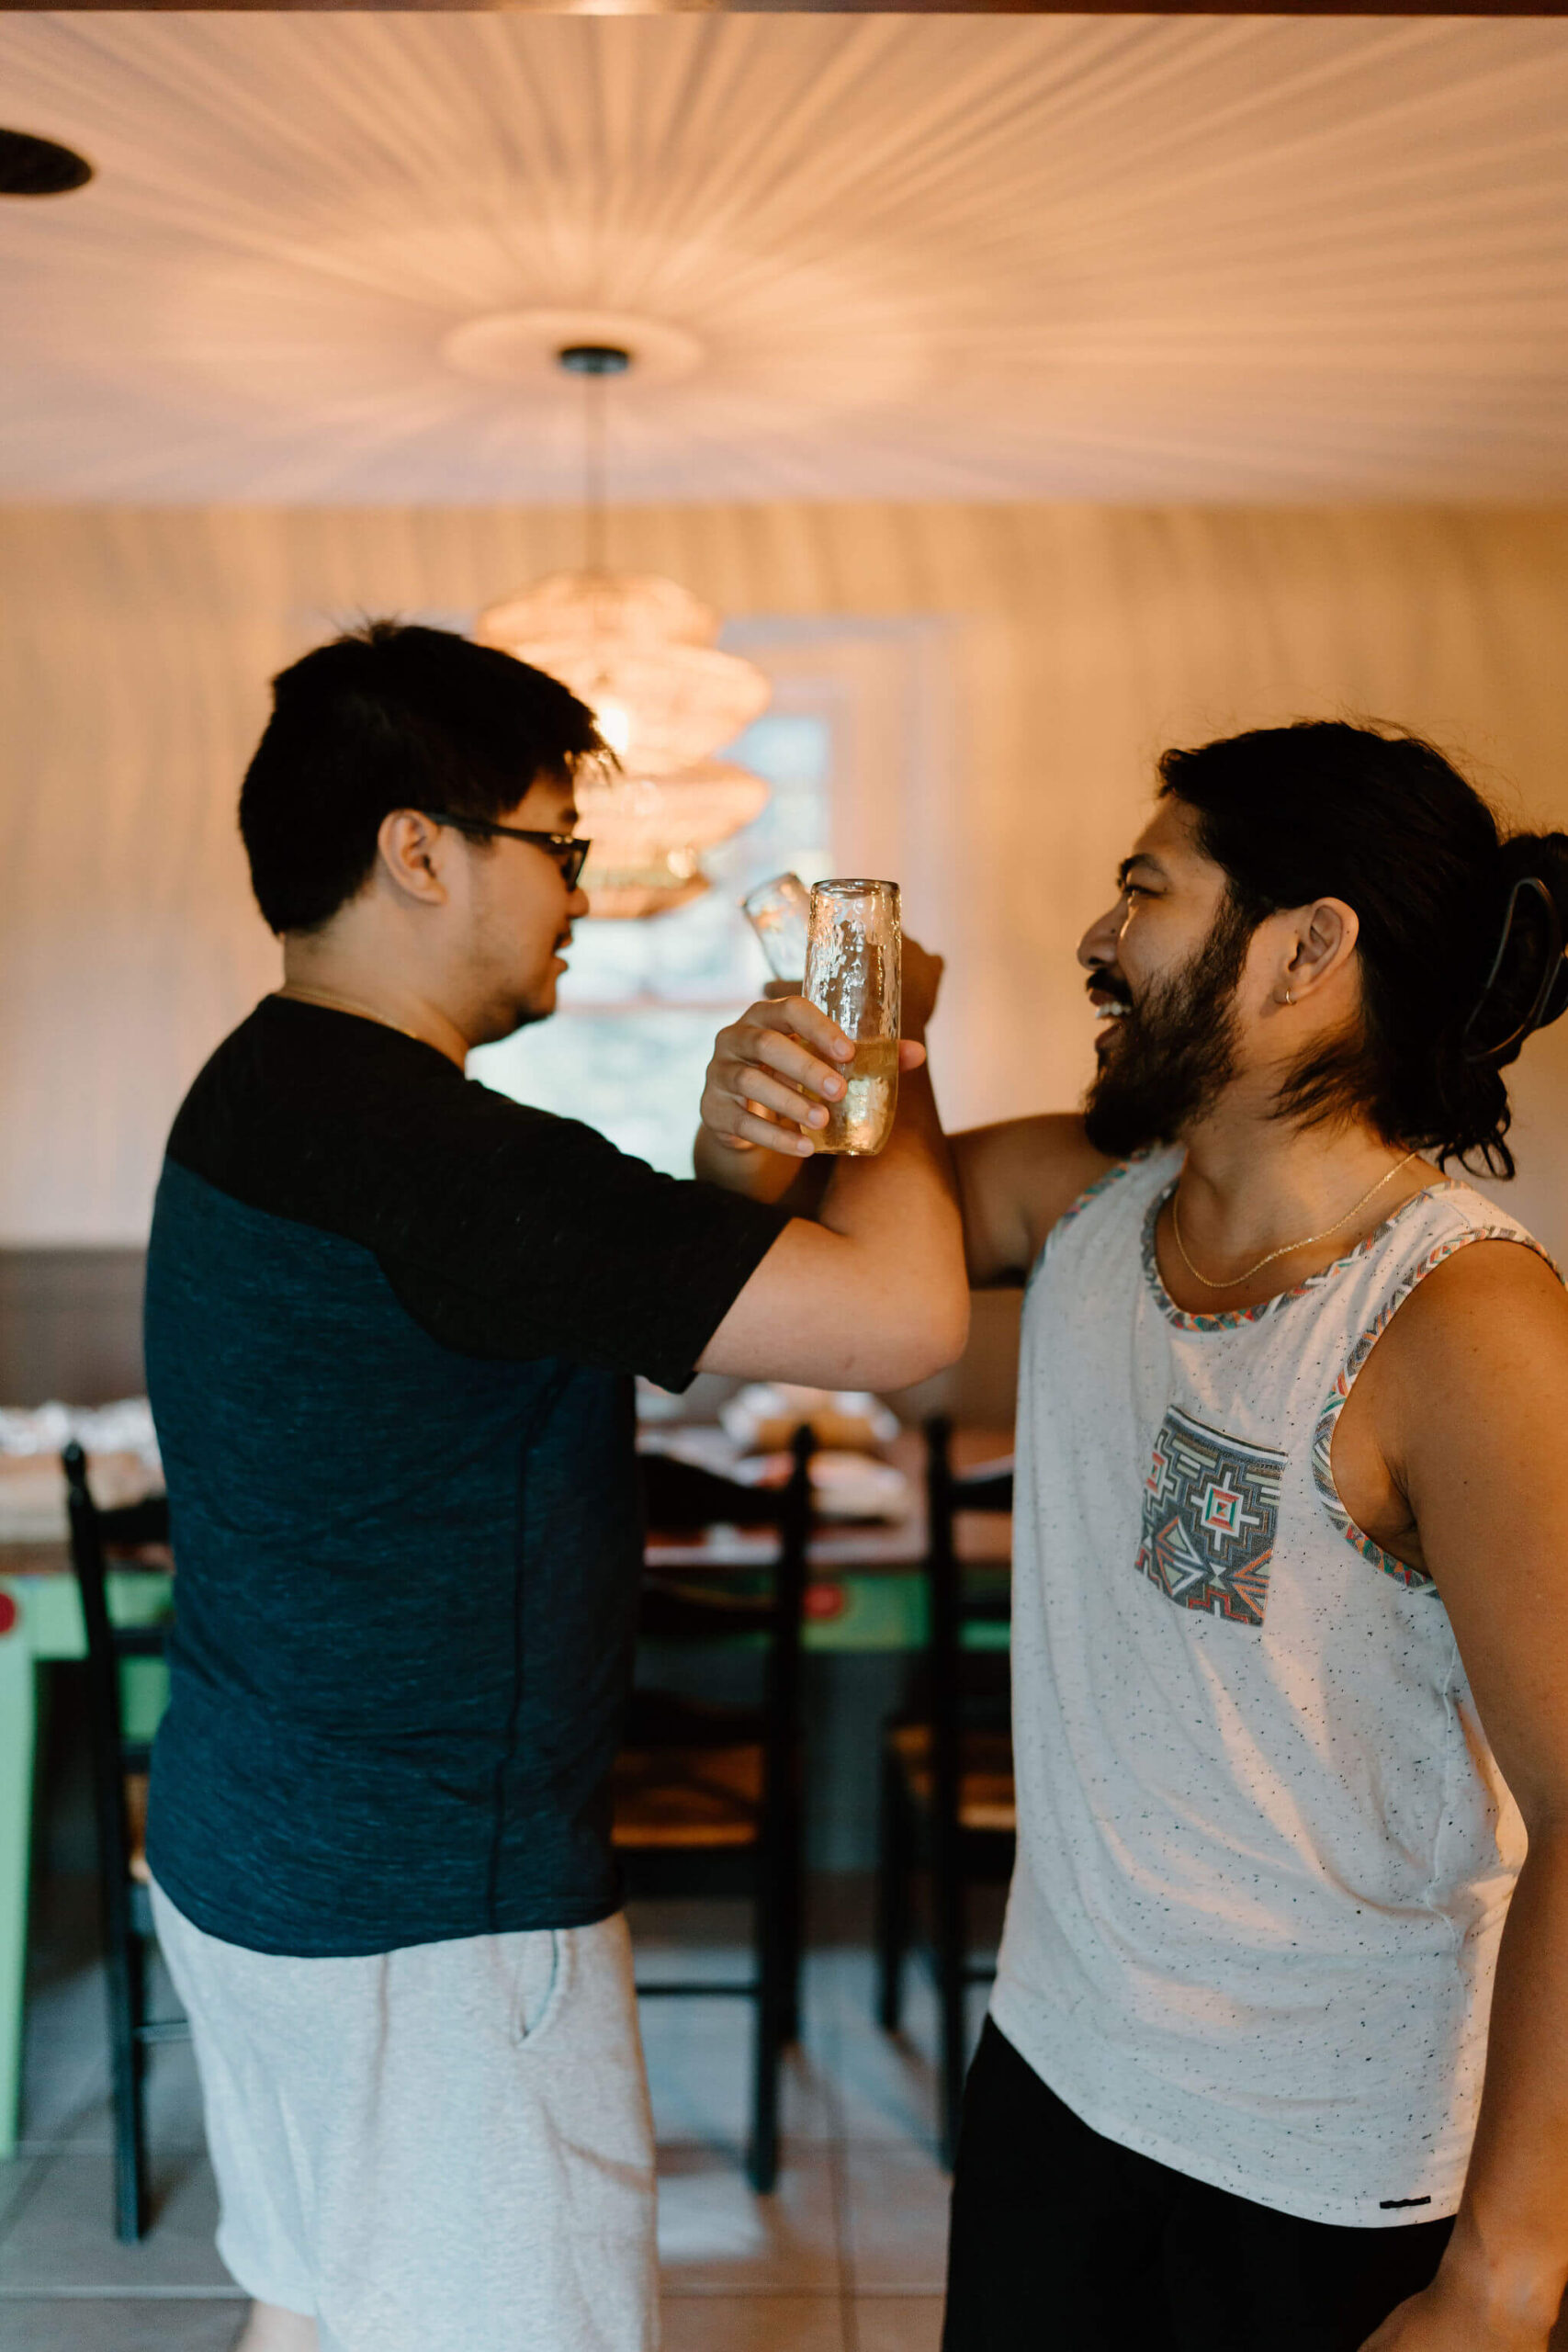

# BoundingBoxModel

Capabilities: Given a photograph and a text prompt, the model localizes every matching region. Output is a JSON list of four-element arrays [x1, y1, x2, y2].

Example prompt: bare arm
[[951, 1113, 1114, 1286], [696, 1062, 968, 1389], [694, 949, 968, 1389], [1363, 1244, 1568, 2352]]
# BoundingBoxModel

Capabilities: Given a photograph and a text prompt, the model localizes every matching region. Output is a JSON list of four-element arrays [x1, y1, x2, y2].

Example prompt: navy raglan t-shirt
[[143, 994, 788, 1958]]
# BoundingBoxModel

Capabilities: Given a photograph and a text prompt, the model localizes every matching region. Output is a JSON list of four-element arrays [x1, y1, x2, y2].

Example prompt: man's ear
[[1280, 897, 1359, 1004], [376, 810, 451, 909]]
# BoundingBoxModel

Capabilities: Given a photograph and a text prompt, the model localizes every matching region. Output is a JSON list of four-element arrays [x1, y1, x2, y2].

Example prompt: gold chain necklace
[[274, 983, 426, 1046], [1170, 1151, 1420, 1292]]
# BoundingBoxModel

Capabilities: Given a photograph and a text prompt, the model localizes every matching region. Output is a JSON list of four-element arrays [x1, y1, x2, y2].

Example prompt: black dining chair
[[615, 1426, 812, 2192], [62, 1440, 186, 2242], [875, 1414, 1014, 2168]]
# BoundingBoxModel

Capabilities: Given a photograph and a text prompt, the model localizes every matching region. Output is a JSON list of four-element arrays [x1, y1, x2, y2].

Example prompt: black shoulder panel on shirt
[[164, 996, 787, 1385]]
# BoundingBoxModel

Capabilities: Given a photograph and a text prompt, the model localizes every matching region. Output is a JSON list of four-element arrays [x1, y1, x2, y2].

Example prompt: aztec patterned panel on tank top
[[1135, 1406, 1284, 1629]]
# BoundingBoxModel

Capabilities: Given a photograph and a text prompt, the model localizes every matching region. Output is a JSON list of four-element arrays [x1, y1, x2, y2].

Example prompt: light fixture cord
[[584, 370, 607, 575]]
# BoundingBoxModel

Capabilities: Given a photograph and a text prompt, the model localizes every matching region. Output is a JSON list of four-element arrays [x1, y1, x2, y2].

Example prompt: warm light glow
[[592, 695, 632, 761], [478, 571, 772, 777], [575, 759, 771, 922]]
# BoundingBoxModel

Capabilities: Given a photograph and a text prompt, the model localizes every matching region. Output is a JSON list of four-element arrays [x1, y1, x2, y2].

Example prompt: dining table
[[0, 1422, 1011, 2158]]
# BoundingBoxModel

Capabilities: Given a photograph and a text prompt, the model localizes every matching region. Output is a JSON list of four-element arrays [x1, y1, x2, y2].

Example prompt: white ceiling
[[3, 11, 1568, 503]]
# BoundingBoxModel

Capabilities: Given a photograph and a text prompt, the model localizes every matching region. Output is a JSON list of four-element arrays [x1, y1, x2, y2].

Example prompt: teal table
[[0, 1551, 172, 2160], [0, 1431, 1010, 2158]]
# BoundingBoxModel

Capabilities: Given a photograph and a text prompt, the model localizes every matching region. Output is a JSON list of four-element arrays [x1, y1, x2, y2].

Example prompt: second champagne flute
[[739, 872, 812, 988]]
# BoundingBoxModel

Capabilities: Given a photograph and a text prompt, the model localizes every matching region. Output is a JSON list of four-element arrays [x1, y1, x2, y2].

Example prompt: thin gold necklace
[[1170, 1150, 1421, 1292], [274, 983, 426, 1047]]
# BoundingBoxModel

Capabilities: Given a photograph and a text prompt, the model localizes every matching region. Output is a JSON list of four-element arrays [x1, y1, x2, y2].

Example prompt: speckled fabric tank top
[[990, 1145, 1550, 2228]]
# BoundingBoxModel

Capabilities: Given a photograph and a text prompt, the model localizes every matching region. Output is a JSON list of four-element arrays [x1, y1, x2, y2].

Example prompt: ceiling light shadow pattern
[[3, 16, 1568, 498]]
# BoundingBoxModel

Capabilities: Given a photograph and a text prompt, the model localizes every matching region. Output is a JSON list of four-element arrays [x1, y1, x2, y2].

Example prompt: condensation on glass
[[805, 879, 901, 1156]]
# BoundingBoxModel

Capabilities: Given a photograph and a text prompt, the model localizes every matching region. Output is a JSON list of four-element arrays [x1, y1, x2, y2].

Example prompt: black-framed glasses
[[419, 811, 591, 891]]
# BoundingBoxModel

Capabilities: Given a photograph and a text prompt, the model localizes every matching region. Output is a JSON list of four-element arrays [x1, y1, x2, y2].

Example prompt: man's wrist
[[694, 1125, 761, 1193], [694, 1123, 814, 1207]]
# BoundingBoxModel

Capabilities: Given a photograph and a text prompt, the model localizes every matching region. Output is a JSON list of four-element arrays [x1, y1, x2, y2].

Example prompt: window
[[469, 707, 835, 1175]]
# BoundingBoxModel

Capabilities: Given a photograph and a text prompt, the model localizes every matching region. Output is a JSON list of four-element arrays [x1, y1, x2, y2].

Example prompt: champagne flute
[[805, 879, 901, 1156]]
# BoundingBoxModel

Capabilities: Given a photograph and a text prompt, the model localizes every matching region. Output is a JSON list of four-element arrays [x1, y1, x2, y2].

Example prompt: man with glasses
[[141, 620, 968, 2352]]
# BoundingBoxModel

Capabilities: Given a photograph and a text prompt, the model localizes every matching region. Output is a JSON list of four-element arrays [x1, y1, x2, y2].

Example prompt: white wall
[[3, 502, 1566, 1247]]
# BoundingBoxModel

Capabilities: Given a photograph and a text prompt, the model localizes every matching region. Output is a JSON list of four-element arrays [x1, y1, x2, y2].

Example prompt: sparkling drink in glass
[[740, 872, 813, 987], [805, 879, 901, 1155]]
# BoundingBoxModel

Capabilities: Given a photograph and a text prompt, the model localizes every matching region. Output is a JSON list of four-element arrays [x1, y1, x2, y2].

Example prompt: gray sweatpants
[[151, 1884, 659, 2352]]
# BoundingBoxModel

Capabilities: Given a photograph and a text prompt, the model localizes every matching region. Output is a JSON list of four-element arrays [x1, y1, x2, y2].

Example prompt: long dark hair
[[1158, 721, 1568, 1178]]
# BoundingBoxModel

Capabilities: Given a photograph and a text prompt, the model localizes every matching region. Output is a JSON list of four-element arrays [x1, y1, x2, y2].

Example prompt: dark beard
[[1082, 899, 1254, 1157]]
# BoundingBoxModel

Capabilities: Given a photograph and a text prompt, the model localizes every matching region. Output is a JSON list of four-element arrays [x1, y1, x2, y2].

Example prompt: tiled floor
[[1, 1877, 990, 2350]]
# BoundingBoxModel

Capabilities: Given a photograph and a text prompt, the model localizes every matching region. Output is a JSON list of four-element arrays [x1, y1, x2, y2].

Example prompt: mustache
[[1088, 969, 1134, 1010]]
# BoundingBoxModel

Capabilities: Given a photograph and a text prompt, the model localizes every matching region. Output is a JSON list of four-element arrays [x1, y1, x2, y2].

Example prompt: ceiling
[[3, 12, 1567, 503]]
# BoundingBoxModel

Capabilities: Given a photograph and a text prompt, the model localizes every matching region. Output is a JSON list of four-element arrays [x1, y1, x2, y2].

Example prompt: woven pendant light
[[476, 345, 772, 914]]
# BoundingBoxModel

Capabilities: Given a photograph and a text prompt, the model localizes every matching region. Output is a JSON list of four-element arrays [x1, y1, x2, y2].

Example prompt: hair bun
[[1495, 828, 1568, 908], [1464, 831, 1568, 1064]]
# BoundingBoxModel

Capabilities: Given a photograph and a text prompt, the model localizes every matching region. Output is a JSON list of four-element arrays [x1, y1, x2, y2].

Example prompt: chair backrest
[[635, 1426, 813, 1832], [924, 1416, 1013, 1838], [638, 1427, 812, 1647], [62, 1442, 170, 1908], [761, 1428, 812, 1838], [640, 1446, 802, 1533]]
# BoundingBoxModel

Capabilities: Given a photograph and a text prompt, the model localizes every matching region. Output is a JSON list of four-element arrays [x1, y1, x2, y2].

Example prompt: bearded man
[[699, 721, 1568, 2352]]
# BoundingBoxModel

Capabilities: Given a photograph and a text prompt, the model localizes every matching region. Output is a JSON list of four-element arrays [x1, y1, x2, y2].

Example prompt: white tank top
[[992, 1146, 1551, 2227]]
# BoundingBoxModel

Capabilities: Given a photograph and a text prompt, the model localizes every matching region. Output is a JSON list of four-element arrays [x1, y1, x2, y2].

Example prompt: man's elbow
[[866, 1290, 971, 1392]]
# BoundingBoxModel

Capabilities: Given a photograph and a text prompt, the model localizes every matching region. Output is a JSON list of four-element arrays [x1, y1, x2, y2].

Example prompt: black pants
[[943, 2020, 1453, 2352]]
